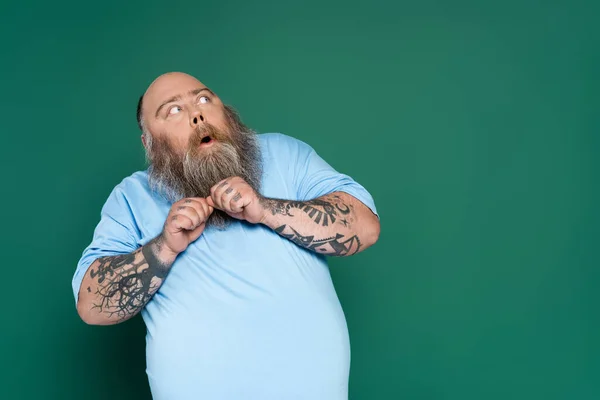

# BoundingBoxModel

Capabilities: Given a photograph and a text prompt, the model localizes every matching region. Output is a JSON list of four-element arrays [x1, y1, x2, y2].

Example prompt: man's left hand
[[207, 177, 266, 224]]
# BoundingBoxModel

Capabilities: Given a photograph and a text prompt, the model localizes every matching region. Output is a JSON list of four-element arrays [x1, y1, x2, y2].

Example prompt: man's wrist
[[256, 196, 283, 228], [152, 234, 179, 264]]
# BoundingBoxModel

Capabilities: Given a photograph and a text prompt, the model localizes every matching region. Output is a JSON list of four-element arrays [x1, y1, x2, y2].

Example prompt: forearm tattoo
[[259, 194, 362, 255], [259, 194, 355, 227], [275, 225, 361, 256], [87, 235, 171, 320]]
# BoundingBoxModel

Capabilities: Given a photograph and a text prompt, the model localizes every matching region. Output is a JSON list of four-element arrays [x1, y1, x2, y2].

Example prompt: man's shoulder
[[115, 170, 150, 192], [106, 169, 152, 204], [258, 132, 291, 145], [258, 132, 311, 154]]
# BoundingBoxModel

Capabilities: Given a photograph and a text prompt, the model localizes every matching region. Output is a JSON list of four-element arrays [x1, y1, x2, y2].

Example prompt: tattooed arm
[[77, 197, 213, 325], [259, 192, 380, 256], [206, 177, 380, 257], [76, 235, 177, 325]]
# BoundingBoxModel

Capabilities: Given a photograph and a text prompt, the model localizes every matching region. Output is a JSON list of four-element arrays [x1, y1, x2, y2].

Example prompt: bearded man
[[72, 72, 380, 400]]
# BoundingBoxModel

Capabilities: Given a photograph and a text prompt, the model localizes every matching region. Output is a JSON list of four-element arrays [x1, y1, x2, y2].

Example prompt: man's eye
[[168, 106, 182, 115], [199, 96, 209, 104]]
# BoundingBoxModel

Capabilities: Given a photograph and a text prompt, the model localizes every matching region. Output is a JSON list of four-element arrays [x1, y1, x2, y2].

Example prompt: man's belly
[[143, 291, 350, 400]]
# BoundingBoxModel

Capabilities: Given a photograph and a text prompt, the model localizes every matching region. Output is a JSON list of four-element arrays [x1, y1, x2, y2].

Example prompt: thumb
[[206, 196, 215, 208]]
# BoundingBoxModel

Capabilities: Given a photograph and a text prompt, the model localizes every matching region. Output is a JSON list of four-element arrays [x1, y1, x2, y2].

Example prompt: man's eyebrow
[[189, 87, 214, 96], [154, 88, 214, 118], [155, 94, 182, 118]]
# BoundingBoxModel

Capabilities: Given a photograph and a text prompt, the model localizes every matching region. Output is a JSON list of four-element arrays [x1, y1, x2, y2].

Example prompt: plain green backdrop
[[0, 0, 597, 399]]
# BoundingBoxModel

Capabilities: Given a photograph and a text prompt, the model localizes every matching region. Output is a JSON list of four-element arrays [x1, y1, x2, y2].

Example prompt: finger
[[177, 198, 207, 218], [169, 214, 195, 232], [205, 202, 215, 216], [199, 198, 213, 217], [174, 205, 203, 227], [213, 179, 230, 191], [228, 190, 245, 213], [206, 196, 214, 207], [188, 200, 211, 222], [177, 197, 205, 210], [204, 198, 216, 216], [219, 186, 239, 212], [211, 179, 229, 205], [210, 179, 229, 196], [210, 180, 230, 209]]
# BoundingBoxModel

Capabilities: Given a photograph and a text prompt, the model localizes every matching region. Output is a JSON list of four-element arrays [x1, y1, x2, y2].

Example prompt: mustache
[[188, 124, 231, 149]]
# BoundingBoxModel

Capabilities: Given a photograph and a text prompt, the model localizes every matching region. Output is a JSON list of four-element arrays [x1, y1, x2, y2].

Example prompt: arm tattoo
[[88, 235, 171, 321], [274, 224, 361, 256], [259, 194, 354, 227]]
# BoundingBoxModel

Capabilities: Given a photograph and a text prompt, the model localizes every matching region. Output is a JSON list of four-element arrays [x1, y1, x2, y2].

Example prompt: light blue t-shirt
[[72, 133, 378, 400]]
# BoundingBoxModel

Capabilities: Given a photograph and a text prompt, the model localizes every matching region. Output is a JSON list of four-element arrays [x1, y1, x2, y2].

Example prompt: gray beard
[[145, 105, 262, 229]]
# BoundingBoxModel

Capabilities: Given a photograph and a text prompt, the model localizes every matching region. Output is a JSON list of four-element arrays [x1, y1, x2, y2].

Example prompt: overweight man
[[72, 71, 380, 399]]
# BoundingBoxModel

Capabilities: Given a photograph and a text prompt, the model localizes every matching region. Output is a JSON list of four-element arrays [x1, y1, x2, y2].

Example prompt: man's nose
[[190, 110, 205, 128]]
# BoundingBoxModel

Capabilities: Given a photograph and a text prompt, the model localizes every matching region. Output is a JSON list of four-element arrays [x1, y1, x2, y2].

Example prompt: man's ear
[[141, 134, 147, 149]]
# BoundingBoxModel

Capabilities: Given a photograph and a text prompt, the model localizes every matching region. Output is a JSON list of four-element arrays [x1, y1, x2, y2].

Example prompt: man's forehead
[[144, 72, 208, 110]]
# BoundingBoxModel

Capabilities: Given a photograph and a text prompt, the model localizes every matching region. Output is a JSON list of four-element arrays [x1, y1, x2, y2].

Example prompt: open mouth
[[200, 135, 213, 145]]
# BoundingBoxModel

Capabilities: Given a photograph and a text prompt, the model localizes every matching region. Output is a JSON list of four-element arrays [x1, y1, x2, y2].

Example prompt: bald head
[[146, 71, 203, 94]]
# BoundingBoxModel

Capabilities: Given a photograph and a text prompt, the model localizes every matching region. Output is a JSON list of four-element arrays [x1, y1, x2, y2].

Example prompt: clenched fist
[[161, 197, 214, 255], [206, 177, 266, 224]]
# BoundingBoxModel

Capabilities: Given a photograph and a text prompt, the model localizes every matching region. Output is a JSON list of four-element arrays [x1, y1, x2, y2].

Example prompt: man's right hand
[[162, 197, 214, 255]]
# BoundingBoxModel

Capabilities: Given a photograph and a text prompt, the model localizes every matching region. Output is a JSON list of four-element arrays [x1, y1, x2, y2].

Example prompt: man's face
[[143, 72, 228, 153], [140, 72, 262, 228]]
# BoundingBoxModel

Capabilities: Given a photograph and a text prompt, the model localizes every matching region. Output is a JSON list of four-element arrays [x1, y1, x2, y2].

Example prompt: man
[[72, 72, 380, 399]]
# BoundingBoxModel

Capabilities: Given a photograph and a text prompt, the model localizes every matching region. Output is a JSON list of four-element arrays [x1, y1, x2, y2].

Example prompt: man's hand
[[162, 197, 214, 255], [207, 177, 265, 224]]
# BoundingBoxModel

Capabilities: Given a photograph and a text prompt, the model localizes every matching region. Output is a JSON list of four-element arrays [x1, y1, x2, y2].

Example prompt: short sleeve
[[71, 186, 141, 306], [286, 135, 379, 218]]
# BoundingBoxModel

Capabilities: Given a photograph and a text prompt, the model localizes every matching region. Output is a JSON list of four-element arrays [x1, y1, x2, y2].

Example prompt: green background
[[1, 0, 597, 398]]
